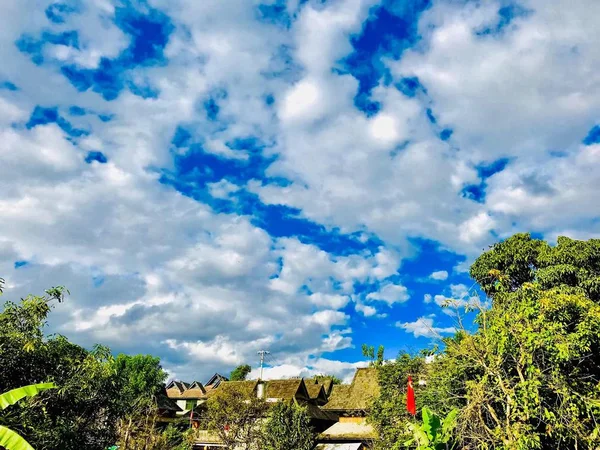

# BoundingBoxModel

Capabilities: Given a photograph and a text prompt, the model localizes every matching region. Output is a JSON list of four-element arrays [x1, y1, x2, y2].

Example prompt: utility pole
[[257, 350, 270, 380]]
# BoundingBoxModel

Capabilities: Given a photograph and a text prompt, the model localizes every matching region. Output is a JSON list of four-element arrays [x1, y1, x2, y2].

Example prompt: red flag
[[407, 375, 416, 416]]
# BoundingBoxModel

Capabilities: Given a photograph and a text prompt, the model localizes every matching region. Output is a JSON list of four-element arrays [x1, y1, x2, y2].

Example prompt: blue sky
[[1, 0, 600, 381]]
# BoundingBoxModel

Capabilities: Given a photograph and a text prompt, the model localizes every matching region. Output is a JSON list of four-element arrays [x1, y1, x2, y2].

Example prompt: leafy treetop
[[230, 364, 252, 381]]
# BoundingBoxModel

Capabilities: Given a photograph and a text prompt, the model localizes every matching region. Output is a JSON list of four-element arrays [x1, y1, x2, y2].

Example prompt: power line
[[257, 350, 270, 380]]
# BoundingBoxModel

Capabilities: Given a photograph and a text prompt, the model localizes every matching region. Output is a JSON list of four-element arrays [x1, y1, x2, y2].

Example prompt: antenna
[[257, 350, 270, 380]]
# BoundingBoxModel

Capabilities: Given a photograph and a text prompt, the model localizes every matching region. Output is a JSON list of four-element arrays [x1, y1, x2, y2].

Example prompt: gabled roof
[[166, 380, 208, 399], [179, 386, 206, 399], [166, 380, 187, 394], [265, 379, 309, 401], [210, 380, 259, 397], [321, 379, 334, 396], [208, 378, 313, 402], [306, 381, 328, 403], [322, 368, 379, 412], [205, 373, 228, 387], [157, 388, 183, 412]]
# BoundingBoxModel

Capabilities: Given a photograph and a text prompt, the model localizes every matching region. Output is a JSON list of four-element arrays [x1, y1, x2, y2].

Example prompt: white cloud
[[398, 316, 456, 338], [431, 284, 487, 316], [429, 270, 448, 281], [280, 78, 322, 122], [4, 0, 600, 381], [355, 303, 377, 317], [369, 113, 399, 143], [366, 282, 410, 305]]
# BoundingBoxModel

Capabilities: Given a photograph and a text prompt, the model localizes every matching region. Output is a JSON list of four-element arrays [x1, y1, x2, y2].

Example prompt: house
[[318, 368, 380, 449], [193, 377, 338, 449], [156, 387, 183, 420], [204, 378, 338, 429], [166, 373, 229, 415], [305, 378, 334, 406]]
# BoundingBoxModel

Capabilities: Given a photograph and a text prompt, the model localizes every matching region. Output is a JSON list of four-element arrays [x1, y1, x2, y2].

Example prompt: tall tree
[[370, 234, 600, 449], [261, 401, 315, 450], [0, 284, 173, 450], [362, 344, 385, 366], [114, 354, 168, 449], [204, 387, 267, 450], [230, 364, 251, 381]]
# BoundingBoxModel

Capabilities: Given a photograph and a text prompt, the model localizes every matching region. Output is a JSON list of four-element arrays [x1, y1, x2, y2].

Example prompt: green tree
[[369, 353, 452, 450], [261, 401, 315, 450], [459, 235, 600, 448], [452, 285, 600, 449], [371, 234, 600, 449], [229, 364, 251, 381], [204, 387, 267, 450], [470, 233, 600, 300], [114, 354, 168, 449], [0, 284, 171, 450], [0, 383, 55, 450], [362, 344, 385, 366], [0, 286, 123, 450], [311, 374, 342, 385]]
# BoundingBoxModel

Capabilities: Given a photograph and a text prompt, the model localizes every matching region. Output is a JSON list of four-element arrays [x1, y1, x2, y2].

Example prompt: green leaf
[[0, 383, 55, 410], [440, 409, 458, 442], [0, 425, 35, 450], [421, 407, 440, 441]]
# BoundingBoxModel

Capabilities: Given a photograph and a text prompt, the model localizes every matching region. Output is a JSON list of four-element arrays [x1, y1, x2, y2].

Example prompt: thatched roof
[[166, 380, 187, 393], [209, 380, 259, 398], [179, 387, 206, 399], [306, 382, 326, 399], [205, 373, 228, 388], [265, 379, 307, 400], [302, 402, 339, 421], [321, 378, 334, 396], [322, 368, 379, 412], [157, 388, 182, 412], [210, 378, 312, 402], [166, 373, 231, 400]]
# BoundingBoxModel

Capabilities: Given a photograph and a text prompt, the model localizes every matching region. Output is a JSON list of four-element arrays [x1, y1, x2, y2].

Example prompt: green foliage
[[453, 285, 600, 449], [470, 233, 548, 296], [373, 234, 600, 449], [115, 354, 167, 412], [312, 374, 342, 385], [261, 401, 315, 450], [404, 407, 458, 450], [362, 344, 385, 366], [0, 286, 169, 450], [370, 353, 461, 450], [230, 364, 251, 381], [0, 383, 55, 410], [204, 387, 267, 450], [470, 233, 600, 301], [0, 383, 55, 450], [0, 425, 34, 450]]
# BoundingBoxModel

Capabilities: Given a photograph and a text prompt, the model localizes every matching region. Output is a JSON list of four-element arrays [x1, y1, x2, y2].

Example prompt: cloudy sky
[[1, 0, 600, 382]]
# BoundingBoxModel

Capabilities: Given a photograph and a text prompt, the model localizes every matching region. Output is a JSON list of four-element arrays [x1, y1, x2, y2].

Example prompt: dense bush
[[370, 234, 600, 450]]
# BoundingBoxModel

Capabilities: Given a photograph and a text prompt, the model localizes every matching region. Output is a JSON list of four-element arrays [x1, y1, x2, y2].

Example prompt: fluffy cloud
[[366, 282, 410, 305], [429, 270, 448, 281], [3, 0, 600, 382], [397, 316, 456, 339]]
